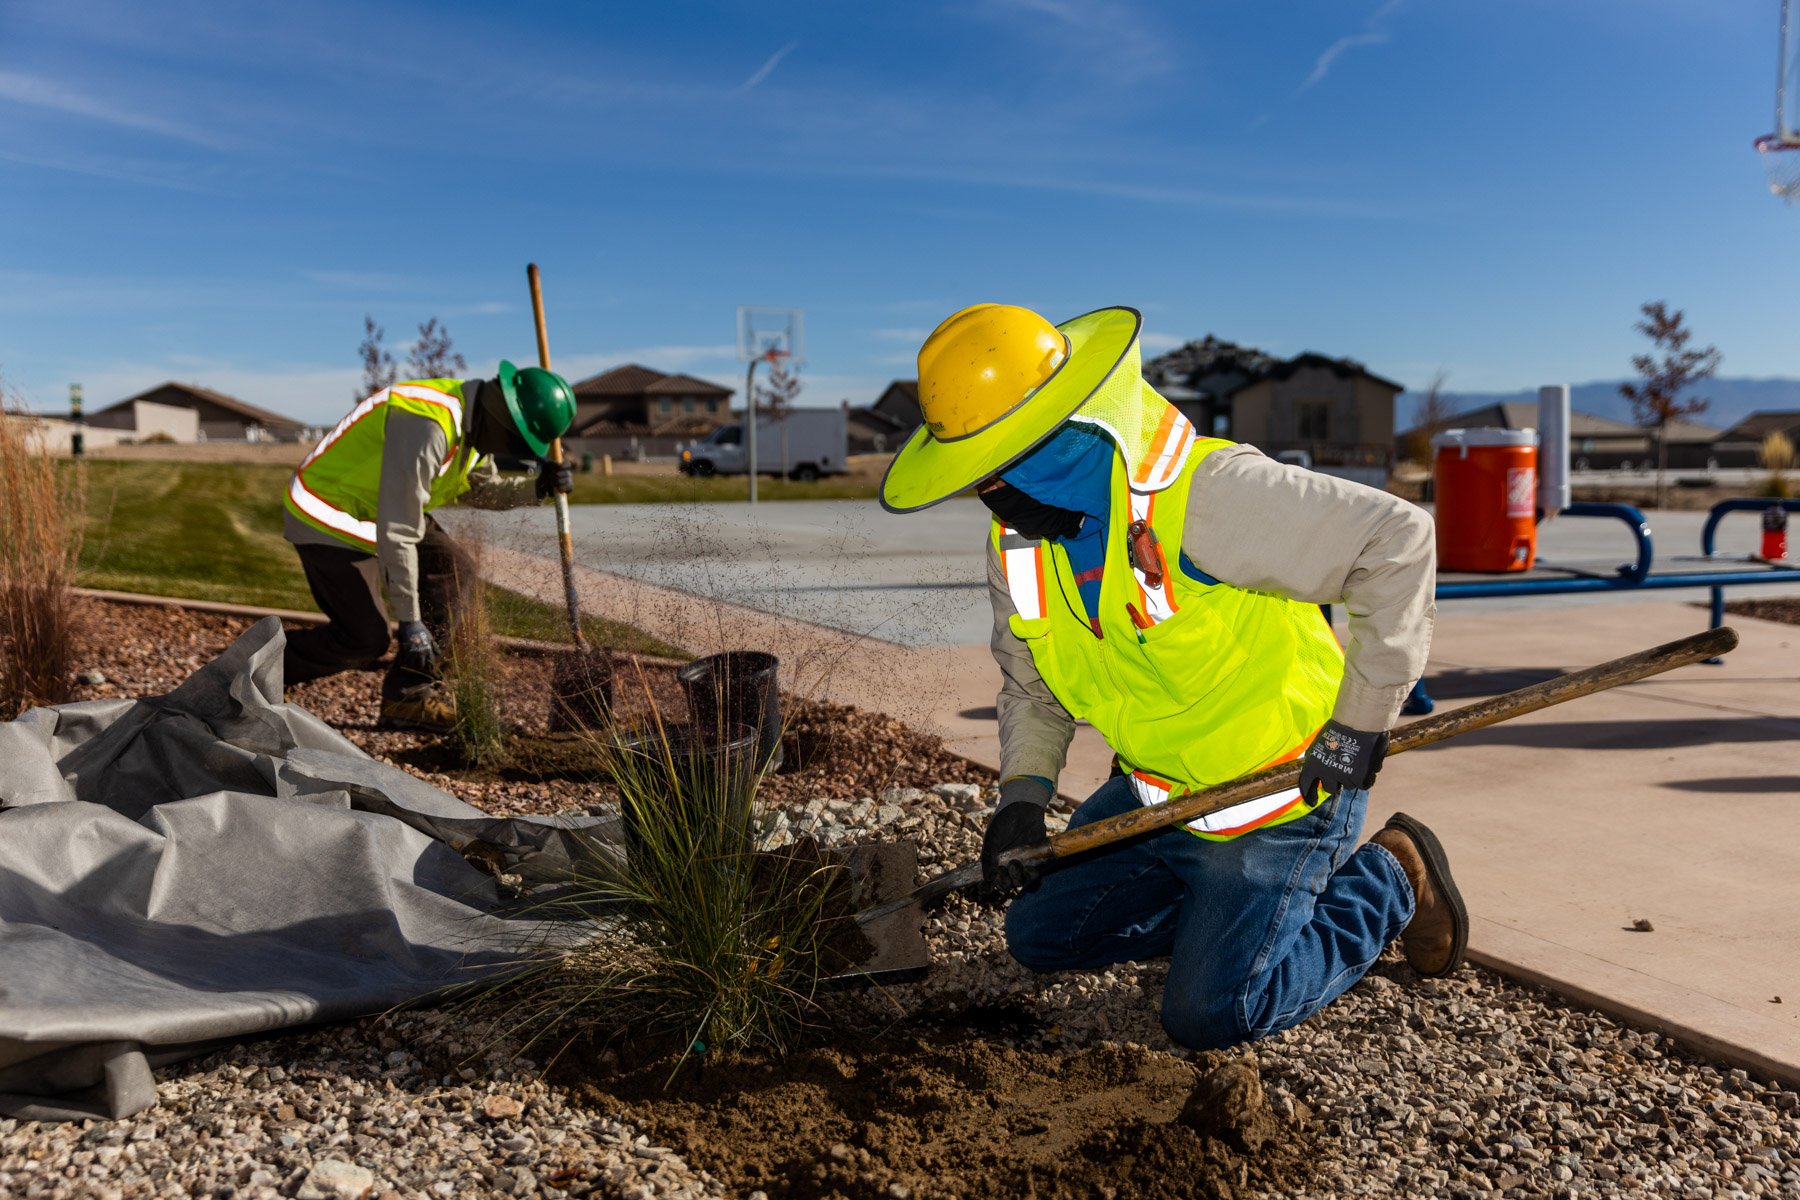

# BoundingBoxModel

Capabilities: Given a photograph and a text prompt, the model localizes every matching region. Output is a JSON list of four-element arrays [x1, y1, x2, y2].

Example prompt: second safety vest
[[286, 380, 483, 550], [993, 396, 1345, 841]]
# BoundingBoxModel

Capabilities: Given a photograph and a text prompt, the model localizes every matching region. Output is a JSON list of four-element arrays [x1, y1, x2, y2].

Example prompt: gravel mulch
[[6, 598, 1796, 1197]]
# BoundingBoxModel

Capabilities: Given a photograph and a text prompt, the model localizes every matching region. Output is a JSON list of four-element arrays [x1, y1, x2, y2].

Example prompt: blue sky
[[0, 0, 1792, 425]]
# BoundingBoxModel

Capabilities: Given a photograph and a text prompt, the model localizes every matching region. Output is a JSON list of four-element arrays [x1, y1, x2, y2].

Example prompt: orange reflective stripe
[[1132, 404, 1179, 487]]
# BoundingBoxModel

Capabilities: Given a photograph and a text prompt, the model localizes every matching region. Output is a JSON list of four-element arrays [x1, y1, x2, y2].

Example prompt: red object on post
[[1762, 506, 1788, 561], [1431, 428, 1539, 572]]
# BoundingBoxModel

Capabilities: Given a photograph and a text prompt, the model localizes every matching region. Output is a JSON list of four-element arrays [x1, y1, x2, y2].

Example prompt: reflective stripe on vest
[[997, 527, 1046, 621], [1128, 771, 1307, 837], [286, 381, 473, 550]]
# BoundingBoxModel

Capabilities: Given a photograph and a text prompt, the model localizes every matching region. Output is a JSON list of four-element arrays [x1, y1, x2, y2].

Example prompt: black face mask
[[472, 381, 534, 458], [978, 481, 1085, 541]]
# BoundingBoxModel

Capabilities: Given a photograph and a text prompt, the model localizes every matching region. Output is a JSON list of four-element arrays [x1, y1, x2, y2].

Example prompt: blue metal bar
[[1557, 501, 1653, 583], [1700, 497, 1800, 557], [1437, 567, 1800, 599]]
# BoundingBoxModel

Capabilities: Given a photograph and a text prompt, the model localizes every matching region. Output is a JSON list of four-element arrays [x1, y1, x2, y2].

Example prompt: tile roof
[[1143, 338, 1403, 395]]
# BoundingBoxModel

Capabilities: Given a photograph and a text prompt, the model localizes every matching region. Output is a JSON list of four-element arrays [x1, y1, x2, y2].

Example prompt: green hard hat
[[495, 360, 576, 457]]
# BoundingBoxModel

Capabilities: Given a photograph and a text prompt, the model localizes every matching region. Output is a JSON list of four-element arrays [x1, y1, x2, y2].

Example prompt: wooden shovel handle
[[526, 262, 584, 647], [1017, 624, 1739, 869]]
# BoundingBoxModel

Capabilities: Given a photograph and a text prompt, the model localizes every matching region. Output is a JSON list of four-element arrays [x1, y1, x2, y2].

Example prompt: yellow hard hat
[[881, 304, 1143, 513], [916, 304, 1069, 440]]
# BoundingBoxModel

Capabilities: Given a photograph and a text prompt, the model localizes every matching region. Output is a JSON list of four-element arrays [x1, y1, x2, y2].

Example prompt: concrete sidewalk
[[483, 543, 1800, 1083]]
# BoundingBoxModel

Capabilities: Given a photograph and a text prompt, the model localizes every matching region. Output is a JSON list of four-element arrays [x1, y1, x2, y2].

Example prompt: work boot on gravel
[[1370, 813, 1468, 977], [378, 686, 459, 734]]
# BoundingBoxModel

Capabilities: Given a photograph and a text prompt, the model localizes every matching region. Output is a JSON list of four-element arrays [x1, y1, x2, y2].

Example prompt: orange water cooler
[[1431, 428, 1538, 571]]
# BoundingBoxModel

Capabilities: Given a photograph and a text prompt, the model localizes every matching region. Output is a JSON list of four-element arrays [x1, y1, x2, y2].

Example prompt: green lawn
[[562, 470, 879, 504], [73, 460, 685, 657]]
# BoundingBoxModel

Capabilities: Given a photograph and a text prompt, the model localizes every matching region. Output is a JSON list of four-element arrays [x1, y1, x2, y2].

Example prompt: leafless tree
[[755, 360, 802, 417], [1619, 302, 1719, 507], [405, 318, 467, 381], [1405, 370, 1454, 466], [357, 315, 398, 400]]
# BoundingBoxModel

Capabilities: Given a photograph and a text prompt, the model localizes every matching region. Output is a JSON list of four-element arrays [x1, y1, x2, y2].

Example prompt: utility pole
[[69, 383, 84, 457]]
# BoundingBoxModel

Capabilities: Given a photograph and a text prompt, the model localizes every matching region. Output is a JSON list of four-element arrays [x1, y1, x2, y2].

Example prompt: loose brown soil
[[556, 1031, 1312, 1200], [1721, 597, 1800, 626]]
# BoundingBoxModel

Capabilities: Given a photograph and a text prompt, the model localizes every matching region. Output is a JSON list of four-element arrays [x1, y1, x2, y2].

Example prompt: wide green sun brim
[[495, 359, 553, 457], [879, 307, 1142, 514]]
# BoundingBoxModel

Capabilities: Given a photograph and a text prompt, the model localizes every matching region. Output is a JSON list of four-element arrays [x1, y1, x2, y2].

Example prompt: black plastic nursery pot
[[613, 720, 760, 862], [548, 648, 615, 733], [677, 651, 783, 772]]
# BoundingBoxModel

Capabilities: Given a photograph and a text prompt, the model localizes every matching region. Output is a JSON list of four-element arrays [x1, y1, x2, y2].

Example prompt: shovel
[[844, 625, 1740, 970], [526, 263, 614, 728]]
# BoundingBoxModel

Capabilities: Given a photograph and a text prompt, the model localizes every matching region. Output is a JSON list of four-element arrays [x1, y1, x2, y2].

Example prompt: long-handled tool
[[526, 262, 584, 648], [526, 263, 615, 730], [853, 625, 1739, 935]]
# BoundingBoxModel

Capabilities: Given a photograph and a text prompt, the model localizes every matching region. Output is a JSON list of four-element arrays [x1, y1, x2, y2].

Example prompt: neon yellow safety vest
[[286, 380, 484, 550], [992, 398, 1345, 841]]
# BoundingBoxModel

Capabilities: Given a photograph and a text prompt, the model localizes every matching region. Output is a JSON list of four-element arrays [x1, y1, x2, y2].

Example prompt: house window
[[658, 398, 671, 416], [708, 398, 719, 413], [683, 397, 695, 414], [1298, 401, 1329, 441]]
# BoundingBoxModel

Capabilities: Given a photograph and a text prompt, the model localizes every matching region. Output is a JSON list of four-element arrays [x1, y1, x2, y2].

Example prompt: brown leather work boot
[[1369, 813, 1468, 977], [378, 685, 459, 734]]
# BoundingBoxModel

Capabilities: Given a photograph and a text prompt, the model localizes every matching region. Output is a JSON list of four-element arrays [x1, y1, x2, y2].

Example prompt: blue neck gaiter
[[1001, 422, 1117, 624]]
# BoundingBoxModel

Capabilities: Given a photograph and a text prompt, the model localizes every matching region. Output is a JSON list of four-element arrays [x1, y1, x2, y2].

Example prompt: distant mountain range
[[1397, 377, 1800, 433]]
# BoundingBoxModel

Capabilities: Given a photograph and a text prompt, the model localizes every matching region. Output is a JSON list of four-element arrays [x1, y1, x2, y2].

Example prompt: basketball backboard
[[1757, 0, 1800, 200], [736, 306, 804, 363]]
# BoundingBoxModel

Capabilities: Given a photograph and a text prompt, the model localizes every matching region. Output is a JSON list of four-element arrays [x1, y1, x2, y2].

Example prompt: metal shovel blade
[[819, 840, 930, 988]]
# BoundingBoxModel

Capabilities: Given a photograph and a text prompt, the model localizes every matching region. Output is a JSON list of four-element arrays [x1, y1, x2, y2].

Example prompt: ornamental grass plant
[[1760, 431, 1795, 499], [475, 676, 842, 1069], [0, 400, 84, 719], [447, 555, 510, 770]]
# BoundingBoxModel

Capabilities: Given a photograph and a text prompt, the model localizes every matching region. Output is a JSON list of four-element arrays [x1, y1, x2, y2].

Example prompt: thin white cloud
[[973, 0, 1172, 83], [1301, 32, 1388, 91], [0, 147, 220, 193], [0, 70, 223, 147], [737, 42, 798, 93], [872, 328, 929, 341]]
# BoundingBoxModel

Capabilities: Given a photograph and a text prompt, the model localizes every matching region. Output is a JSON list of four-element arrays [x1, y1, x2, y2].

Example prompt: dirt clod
[[1178, 1054, 1278, 1153]]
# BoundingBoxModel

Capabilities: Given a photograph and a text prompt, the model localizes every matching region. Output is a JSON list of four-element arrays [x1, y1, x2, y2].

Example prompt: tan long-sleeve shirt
[[991, 443, 1436, 785]]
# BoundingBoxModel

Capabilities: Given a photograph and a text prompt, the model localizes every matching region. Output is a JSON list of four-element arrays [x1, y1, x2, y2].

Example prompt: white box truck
[[678, 406, 848, 481]]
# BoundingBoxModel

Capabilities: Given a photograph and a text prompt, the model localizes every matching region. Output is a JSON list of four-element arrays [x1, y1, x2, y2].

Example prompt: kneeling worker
[[881, 304, 1467, 1051], [283, 362, 576, 731]]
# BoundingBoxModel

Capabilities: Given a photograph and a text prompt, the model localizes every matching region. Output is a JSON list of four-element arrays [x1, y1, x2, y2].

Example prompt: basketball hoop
[[1756, 133, 1800, 203]]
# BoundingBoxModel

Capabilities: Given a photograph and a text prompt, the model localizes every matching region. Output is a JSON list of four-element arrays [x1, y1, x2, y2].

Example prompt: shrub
[[0, 405, 84, 718], [448, 555, 510, 769], [1760, 431, 1795, 500], [477, 693, 841, 1068]]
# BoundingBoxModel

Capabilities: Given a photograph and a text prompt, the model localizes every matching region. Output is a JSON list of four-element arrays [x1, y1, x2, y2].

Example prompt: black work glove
[[1297, 719, 1389, 804], [395, 620, 440, 677], [981, 777, 1052, 898], [536, 458, 574, 500]]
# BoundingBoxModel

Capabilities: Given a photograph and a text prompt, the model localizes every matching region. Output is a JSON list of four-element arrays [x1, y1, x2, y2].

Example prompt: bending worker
[[282, 362, 576, 732], [881, 304, 1467, 1051]]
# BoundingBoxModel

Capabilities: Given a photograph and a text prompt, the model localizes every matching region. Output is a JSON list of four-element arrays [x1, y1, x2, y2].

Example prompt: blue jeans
[[1005, 777, 1415, 1051]]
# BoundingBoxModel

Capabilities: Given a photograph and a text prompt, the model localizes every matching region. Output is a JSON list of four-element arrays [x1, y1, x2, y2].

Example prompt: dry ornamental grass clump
[[0, 404, 84, 718], [475, 693, 845, 1072]]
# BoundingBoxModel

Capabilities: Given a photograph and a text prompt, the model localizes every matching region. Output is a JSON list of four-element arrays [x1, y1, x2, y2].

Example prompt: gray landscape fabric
[[0, 618, 616, 1122]]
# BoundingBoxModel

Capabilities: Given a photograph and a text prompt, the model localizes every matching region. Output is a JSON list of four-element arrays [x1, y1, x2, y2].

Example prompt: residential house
[[847, 381, 923, 454], [1711, 410, 1800, 468], [561, 364, 734, 460], [1401, 402, 1725, 470], [1143, 337, 1404, 484], [86, 382, 306, 442]]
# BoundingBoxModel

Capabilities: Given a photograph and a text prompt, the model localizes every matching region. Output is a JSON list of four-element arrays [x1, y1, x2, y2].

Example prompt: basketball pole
[[745, 356, 760, 506]]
